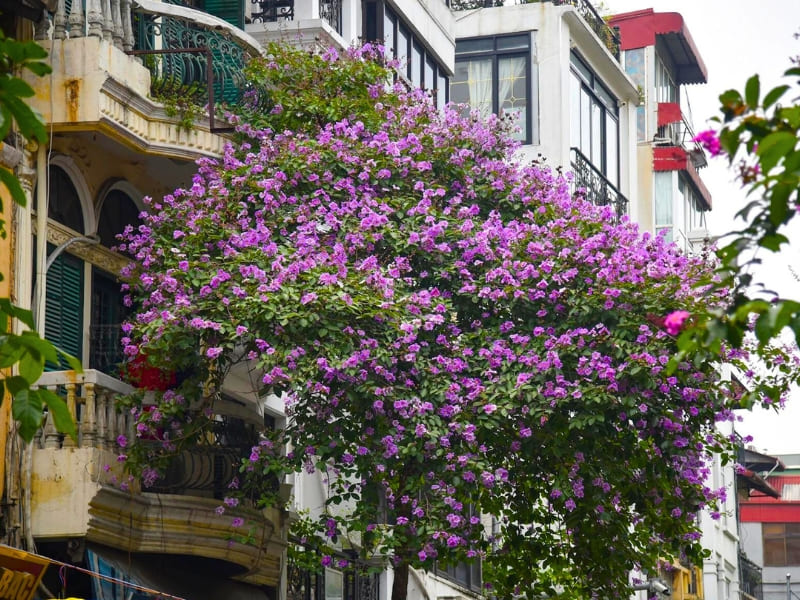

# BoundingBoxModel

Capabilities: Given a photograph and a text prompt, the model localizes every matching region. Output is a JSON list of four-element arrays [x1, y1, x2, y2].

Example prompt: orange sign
[[0, 546, 49, 600]]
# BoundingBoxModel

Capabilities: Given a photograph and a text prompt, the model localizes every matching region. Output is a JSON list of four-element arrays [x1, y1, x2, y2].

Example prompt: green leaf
[[763, 84, 789, 109], [0, 167, 26, 208], [2, 95, 47, 144], [57, 348, 83, 374], [757, 131, 797, 173], [39, 388, 77, 440], [11, 388, 43, 442], [18, 349, 44, 384], [759, 232, 789, 251], [745, 75, 760, 109]]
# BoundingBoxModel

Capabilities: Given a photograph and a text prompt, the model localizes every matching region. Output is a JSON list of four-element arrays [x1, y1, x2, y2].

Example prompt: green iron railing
[[133, 2, 251, 110]]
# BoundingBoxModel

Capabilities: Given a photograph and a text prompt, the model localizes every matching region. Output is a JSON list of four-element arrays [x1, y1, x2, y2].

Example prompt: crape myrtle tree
[[117, 43, 799, 600]]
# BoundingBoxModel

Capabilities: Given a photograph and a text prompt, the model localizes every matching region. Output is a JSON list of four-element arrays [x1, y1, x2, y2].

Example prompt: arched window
[[91, 187, 142, 374], [40, 165, 86, 368], [97, 189, 141, 250], [48, 165, 85, 233]]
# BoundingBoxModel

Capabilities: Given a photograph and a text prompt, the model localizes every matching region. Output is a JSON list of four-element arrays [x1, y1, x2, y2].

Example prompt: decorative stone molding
[[87, 486, 286, 587], [0, 142, 23, 171], [33, 219, 130, 275], [99, 77, 228, 160]]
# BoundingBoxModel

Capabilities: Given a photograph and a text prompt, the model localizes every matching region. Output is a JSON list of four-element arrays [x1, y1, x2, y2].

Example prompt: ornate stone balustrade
[[34, 369, 135, 451]]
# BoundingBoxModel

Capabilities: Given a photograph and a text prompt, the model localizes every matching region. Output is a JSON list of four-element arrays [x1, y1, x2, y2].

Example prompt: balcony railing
[[570, 147, 628, 221], [250, 0, 344, 35], [739, 553, 763, 600], [35, 0, 262, 112], [33, 369, 135, 451]]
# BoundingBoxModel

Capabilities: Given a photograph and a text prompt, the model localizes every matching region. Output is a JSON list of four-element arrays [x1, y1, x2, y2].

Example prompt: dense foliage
[[119, 44, 799, 599], [0, 34, 76, 442]]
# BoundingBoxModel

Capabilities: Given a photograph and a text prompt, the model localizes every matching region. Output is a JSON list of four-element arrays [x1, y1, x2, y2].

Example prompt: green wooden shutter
[[44, 247, 84, 370], [201, 0, 244, 29]]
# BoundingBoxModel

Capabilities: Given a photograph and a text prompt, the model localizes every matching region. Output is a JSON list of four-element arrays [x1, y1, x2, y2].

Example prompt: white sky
[[605, 0, 800, 454]]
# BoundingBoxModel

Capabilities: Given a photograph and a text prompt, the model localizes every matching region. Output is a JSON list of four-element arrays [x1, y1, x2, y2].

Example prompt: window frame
[[763, 523, 800, 566], [452, 33, 533, 144], [367, 1, 450, 108], [569, 51, 620, 186]]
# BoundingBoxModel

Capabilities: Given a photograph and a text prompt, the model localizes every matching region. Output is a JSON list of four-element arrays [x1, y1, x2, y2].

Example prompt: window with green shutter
[[200, 0, 244, 29], [44, 246, 84, 370]]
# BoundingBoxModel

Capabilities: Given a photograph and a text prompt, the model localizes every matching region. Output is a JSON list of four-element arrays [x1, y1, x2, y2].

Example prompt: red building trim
[[657, 102, 682, 127], [740, 503, 800, 522], [609, 10, 708, 84], [653, 146, 687, 171]]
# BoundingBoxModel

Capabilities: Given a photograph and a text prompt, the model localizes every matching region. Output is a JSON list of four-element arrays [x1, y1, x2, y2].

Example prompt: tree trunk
[[391, 561, 409, 600]]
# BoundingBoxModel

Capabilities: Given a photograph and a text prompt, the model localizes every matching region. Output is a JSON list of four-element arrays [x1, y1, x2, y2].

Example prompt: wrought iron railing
[[250, 0, 343, 35], [148, 413, 264, 498], [133, 3, 251, 107], [739, 553, 763, 600], [251, 0, 295, 23], [287, 546, 379, 600], [319, 0, 343, 35], [570, 147, 628, 221]]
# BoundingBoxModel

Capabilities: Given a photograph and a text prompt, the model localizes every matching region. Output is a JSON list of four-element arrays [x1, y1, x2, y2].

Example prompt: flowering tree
[[119, 44, 799, 600]]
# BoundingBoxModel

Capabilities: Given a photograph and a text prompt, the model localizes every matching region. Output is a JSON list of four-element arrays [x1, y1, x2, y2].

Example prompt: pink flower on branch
[[664, 310, 691, 336]]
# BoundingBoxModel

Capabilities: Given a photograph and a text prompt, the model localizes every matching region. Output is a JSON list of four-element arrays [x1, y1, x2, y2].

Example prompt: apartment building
[[609, 8, 712, 254], [452, 0, 640, 222]]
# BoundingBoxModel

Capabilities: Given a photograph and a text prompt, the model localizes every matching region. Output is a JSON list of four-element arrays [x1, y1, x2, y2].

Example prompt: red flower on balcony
[[122, 354, 176, 391]]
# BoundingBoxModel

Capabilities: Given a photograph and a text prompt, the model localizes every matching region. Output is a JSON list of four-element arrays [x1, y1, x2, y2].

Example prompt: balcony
[[29, 0, 264, 158], [246, 0, 346, 49], [31, 369, 286, 587], [653, 102, 712, 210], [251, 0, 343, 35], [570, 147, 628, 221], [740, 552, 763, 600]]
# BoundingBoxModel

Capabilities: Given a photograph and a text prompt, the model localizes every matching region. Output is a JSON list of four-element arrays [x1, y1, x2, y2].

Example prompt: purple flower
[[664, 310, 690, 335], [117, 434, 127, 448], [693, 129, 723, 157], [231, 517, 245, 528], [206, 346, 223, 359]]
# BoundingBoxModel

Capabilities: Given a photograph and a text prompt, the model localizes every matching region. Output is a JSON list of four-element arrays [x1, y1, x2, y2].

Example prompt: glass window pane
[[411, 41, 422, 88], [397, 25, 409, 75], [425, 56, 435, 90], [497, 34, 529, 50], [499, 55, 527, 141], [570, 72, 581, 148], [456, 37, 494, 54], [605, 113, 618, 186], [383, 10, 396, 57], [325, 569, 343, 600], [654, 171, 672, 227], [590, 99, 602, 166], [594, 80, 616, 112], [580, 88, 590, 155], [451, 58, 493, 118], [437, 71, 447, 110]]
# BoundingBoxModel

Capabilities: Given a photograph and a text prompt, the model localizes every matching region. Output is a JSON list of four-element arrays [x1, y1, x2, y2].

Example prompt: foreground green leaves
[[0, 37, 78, 442]]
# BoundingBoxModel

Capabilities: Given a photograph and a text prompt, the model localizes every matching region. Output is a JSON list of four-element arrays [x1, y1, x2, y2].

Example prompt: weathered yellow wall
[[0, 161, 13, 502]]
